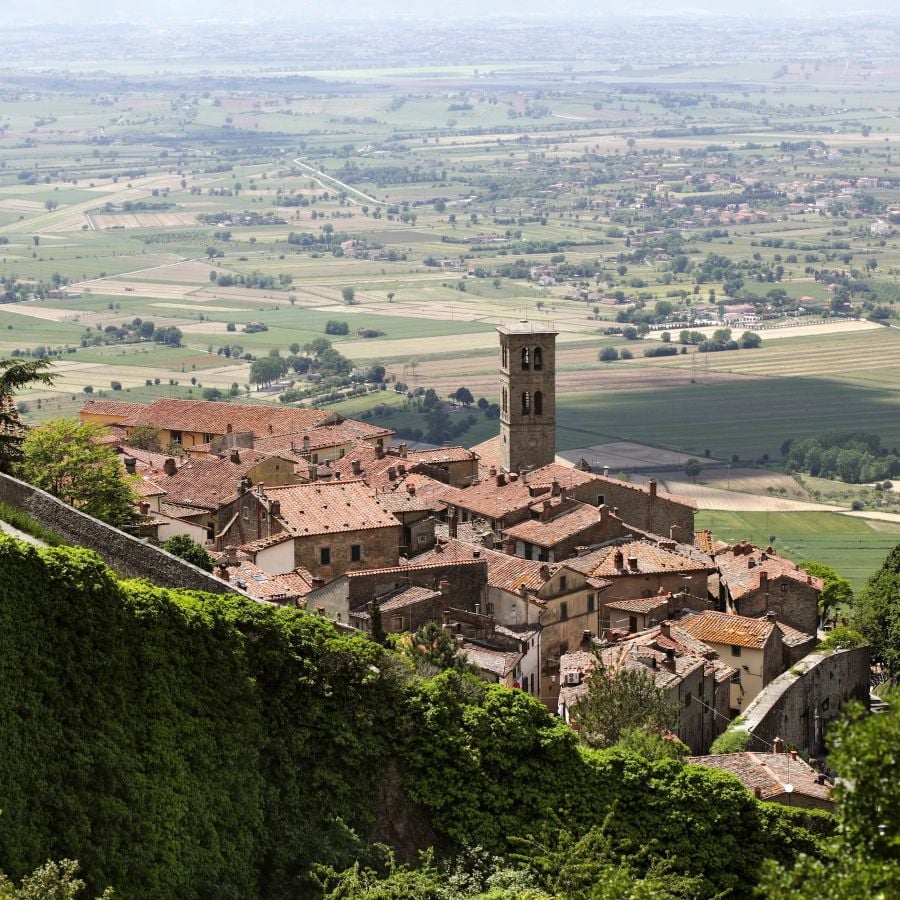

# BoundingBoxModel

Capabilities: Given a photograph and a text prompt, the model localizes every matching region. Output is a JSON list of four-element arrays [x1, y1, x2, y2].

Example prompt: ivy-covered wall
[[0, 536, 824, 899]]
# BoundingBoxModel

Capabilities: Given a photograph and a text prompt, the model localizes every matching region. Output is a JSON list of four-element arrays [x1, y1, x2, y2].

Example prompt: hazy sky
[[8, 0, 900, 24]]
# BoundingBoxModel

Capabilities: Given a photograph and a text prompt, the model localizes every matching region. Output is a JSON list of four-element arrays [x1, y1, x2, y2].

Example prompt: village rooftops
[[80, 398, 146, 419], [217, 561, 315, 604], [88, 397, 330, 438], [502, 500, 619, 548], [351, 585, 442, 619], [679, 609, 776, 650], [460, 641, 523, 679], [688, 752, 833, 809], [568, 539, 712, 578], [440, 475, 551, 521], [717, 543, 823, 601], [605, 594, 672, 616], [248, 480, 400, 542]]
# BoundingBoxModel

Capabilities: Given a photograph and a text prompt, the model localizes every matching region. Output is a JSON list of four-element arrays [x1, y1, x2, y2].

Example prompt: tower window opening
[[534, 347, 543, 370], [522, 391, 531, 415], [501, 344, 507, 369], [521, 347, 530, 370], [534, 390, 543, 416], [502, 387, 508, 414]]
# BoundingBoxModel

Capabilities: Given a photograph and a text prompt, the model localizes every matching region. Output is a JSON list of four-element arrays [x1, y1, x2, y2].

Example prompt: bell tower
[[498, 321, 557, 473]]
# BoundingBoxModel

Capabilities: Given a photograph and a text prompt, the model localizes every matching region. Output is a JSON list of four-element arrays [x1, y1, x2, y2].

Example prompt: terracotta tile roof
[[80, 399, 147, 419], [470, 434, 502, 471], [223, 561, 315, 603], [717, 544, 823, 601], [460, 641, 522, 678], [352, 558, 487, 578], [568, 539, 713, 578], [155, 449, 274, 510], [160, 501, 203, 521], [620, 621, 719, 660], [118, 397, 328, 438], [252, 420, 394, 455], [679, 610, 774, 650], [695, 530, 715, 555], [380, 585, 441, 613], [417, 538, 555, 596], [605, 595, 671, 615], [409, 446, 479, 464], [502, 501, 610, 547], [775, 620, 816, 647], [687, 753, 832, 804], [434, 520, 487, 544], [134, 475, 166, 497], [260, 480, 401, 538], [120, 446, 187, 474], [441, 477, 550, 520]]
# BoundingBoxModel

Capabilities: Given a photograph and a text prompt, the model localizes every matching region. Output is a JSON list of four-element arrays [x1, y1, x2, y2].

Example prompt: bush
[[160, 534, 214, 571], [644, 345, 678, 358], [325, 320, 350, 336], [598, 347, 619, 362], [709, 727, 751, 754], [819, 626, 867, 652], [110, 381, 122, 391], [620, 348, 634, 360]]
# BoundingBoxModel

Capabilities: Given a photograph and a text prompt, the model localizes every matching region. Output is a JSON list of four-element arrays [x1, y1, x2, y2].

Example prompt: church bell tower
[[498, 321, 557, 473]]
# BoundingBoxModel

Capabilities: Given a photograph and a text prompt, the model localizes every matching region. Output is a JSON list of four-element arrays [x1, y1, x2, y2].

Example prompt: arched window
[[501, 343, 507, 369], [521, 347, 530, 370], [522, 391, 530, 415], [533, 347, 543, 371], [534, 390, 543, 416], [502, 387, 508, 414]]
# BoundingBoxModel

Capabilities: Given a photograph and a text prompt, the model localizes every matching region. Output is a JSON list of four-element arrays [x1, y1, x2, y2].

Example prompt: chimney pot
[[230, 449, 241, 464], [496, 472, 507, 487], [351, 458, 362, 475], [603, 466, 610, 477], [649, 477, 657, 499], [439, 578, 450, 596], [399, 442, 407, 458], [614, 549, 625, 570], [551, 479, 561, 497], [163, 457, 177, 477], [311, 577, 325, 589], [123, 456, 137, 475], [790, 749, 798, 761], [509, 472, 518, 482], [773, 737, 785, 753], [660, 622, 671, 639], [270, 499, 281, 517]]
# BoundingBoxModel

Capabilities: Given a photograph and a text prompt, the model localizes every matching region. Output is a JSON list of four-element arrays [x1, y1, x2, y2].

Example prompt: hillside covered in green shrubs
[[0, 536, 832, 898]]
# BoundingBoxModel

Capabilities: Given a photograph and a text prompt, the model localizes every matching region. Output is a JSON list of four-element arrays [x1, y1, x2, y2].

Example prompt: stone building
[[497, 321, 557, 474]]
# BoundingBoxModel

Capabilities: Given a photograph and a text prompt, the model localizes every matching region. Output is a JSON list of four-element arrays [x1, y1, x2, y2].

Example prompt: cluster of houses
[[80, 322, 834, 802]]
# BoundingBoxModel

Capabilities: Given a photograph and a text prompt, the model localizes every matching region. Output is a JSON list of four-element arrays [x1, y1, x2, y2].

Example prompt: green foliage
[[818, 625, 867, 652], [17, 419, 136, 527], [127, 425, 162, 453], [570, 664, 680, 749], [615, 727, 689, 762], [400, 623, 473, 676], [851, 543, 900, 675], [709, 727, 751, 755], [786, 432, 899, 484], [0, 859, 112, 900], [0, 501, 64, 546], [598, 347, 619, 362], [683, 457, 703, 481], [325, 320, 350, 336], [797, 559, 853, 618], [161, 534, 213, 571], [0, 539, 826, 899], [0, 358, 54, 472]]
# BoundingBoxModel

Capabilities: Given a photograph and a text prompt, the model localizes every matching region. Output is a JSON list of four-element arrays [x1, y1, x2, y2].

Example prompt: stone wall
[[0, 472, 250, 598], [733, 647, 871, 756]]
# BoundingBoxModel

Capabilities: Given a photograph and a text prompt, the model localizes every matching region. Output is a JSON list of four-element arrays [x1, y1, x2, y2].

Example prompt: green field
[[696, 510, 900, 592]]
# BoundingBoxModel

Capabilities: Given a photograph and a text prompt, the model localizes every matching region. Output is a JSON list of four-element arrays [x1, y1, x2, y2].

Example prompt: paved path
[[292, 158, 383, 206], [0, 518, 47, 546]]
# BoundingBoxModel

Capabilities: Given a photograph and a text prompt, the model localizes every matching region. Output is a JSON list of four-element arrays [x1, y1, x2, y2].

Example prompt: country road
[[292, 158, 383, 207]]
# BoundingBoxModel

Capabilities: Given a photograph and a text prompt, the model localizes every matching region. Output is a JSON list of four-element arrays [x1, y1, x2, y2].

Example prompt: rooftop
[[717, 543, 823, 600], [568, 539, 712, 578], [679, 610, 775, 650]]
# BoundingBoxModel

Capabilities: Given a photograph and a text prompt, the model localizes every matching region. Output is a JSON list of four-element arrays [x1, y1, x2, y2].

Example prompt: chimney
[[302, 435, 310, 453], [790, 749, 798, 761], [308, 464, 318, 482], [551, 479, 561, 497], [628, 555, 639, 572], [311, 577, 326, 589], [663, 648, 676, 672], [230, 448, 241, 464], [375, 444, 385, 459], [599, 504, 608, 524], [351, 458, 362, 476], [760, 570, 768, 592], [442, 608, 451, 627], [399, 442, 407, 458], [270, 499, 281, 518], [439, 578, 450, 597], [504, 537, 516, 555], [603, 466, 610, 477], [397, 463, 407, 476], [773, 736, 785, 754], [448, 515, 458, 539], [123, 456, 137, 475], [163, 457, 177, 477], [406, 481, 416, 496], [613, 507, 619, 517], [226, 423, 233, 434], [257, 482, 266, 497], [472, 549, 481, 558], [139, 501, 150, 516], [648, 478, 657, 499], [496, 472, 507, 487], [733, 544, 742, 557], [614, 549, 625, 570], [509, 472, 519, 482], [540, 499, 553, 521], [388, 466, 397, 480], [489, 465, 497, 477], [225, 545, 238, 564], [660, 622, 671, 639], [215, 564, 229, 581], [539, 564, 550, 581], [580, 629, 592, 651]]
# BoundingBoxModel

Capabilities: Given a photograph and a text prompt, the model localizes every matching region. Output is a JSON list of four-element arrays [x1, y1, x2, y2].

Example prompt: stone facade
[[730, 575, 819, 637], [497, 322, 557, 474]]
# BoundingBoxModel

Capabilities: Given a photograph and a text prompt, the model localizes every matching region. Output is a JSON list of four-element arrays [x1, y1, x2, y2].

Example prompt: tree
[[325, 320, 350, 336], [401, 623, 472, 676], [683, 458, 703, 482], [369, 599, 386, 646], [851, 543, 900, 676], [797, 560, 853, 621], [17, 419, 136, 526], [0, 858, 112, 900], [453, 386, 474, 406], [571, 661, 680, 749], [599, 347, 619, 362], [249, 356, 287, 388], [622, 326, 639, 340], [128, 425, 162, 452], [619, 348, 633, 360], [365, 365, 386, 384], [162, 534, 213, 572], [740, 331, 762, 349], [0, 358, 53, 472], [341, 286, 356, 305]]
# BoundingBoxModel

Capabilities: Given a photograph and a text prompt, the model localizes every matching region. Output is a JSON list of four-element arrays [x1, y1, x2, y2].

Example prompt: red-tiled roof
[[260, 480, 401, 538], [688, 753, 832, 804], [717, 544, 823, 600], [605, 595, 671, 615], [441, 477, 550, 520], [502, 501, 610, 547], [154, 449, 274, 510], [223, 561, 315, 602], [460, 641, 522, 678], [679, 610, 774, 650], [568, 539, 712, 578], [80, 399, 147, 419], [117, 398, 328, 437]]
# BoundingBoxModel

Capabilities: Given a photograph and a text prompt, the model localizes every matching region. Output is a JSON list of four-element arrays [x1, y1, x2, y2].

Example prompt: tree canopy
[[0, 358, 53, 472], [851, 543, 900, 676]]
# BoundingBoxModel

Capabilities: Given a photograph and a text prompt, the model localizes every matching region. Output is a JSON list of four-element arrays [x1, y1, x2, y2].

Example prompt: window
[[533, 347, 543, 370], [560, 602, 568, 621], [780, 582, 788, 592], [521, 346, 530, 370], [170, 430, 182, 445], [731, 644, 742, 657], [242, 506, 249, 520], [559, 575, 567, 592], [417, 534, 428, 545], [392, 616, 404, 630], [203, 433, 214, 444], [596, 494, 605, 507], [522, 391, 530, 415], [628, 616, 638, 633], [534, 390, 543, 416], [487, 602, 495, 615], [320, 547, 331, 565], [684, 691, 692, 708], [502, 387, 508, 414], [501, 344, 508, 368], [350, 544, 361, 562], [587, 594, 595, 613]]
